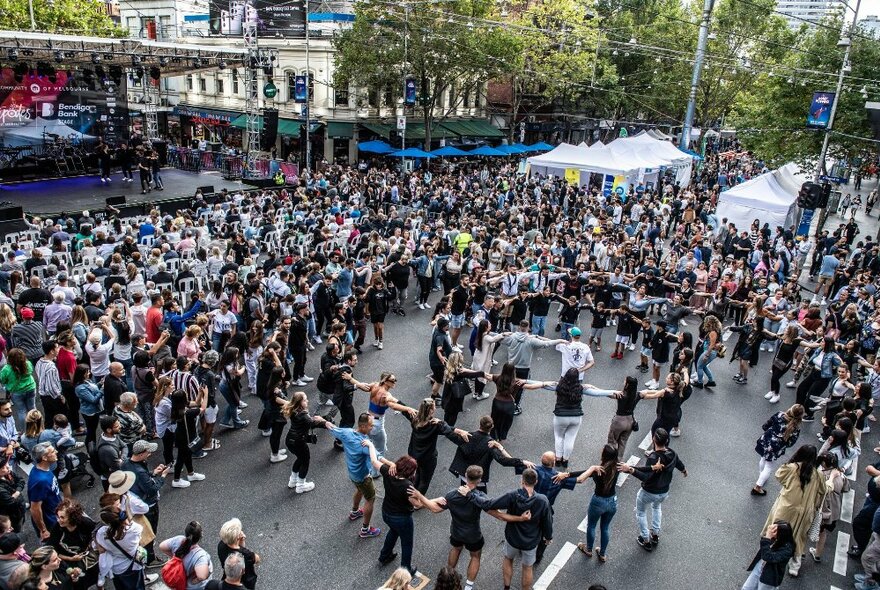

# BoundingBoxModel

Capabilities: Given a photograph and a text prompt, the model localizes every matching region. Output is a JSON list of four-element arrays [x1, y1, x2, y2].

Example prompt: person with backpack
[[159, 521, 212, 590], [93, 415, 126, 492]]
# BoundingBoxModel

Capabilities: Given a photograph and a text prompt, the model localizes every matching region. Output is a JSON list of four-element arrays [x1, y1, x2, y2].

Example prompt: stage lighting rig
[[13, 62, 29, 83], [6, 48, 18, 60], [91, 52, 101, 64], [131, 55, 142, 66], [53, 50, 63, 63], [218, 60, 226, 69]]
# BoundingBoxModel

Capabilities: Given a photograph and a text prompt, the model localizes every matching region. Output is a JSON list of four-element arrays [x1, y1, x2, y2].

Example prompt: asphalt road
[[45, 182, 880, 590]]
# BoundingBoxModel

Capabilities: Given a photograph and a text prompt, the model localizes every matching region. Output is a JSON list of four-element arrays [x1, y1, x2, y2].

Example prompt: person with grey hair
[[42, 291, 71, 336], [206, 551, 245, 589], [26, 443, 62, 540], [113, 392, 146, 450]]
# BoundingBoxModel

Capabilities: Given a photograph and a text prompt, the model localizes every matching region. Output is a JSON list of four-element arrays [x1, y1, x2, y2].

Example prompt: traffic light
[[798, 182, 822, 209]]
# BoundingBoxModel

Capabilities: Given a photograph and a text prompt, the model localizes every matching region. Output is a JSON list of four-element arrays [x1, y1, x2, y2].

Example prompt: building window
[[334, 86, 349, 107], [126, 16, 138, 33], [199, 77, 206, 92], [287, 71, 297, 101], [305, 71, 314, 103], [217, 78, 224, 94], [368, 87, 379, 108], [232, 69, 239, 94], [159, 15, 171, 39], [186, 75, 193, 91]]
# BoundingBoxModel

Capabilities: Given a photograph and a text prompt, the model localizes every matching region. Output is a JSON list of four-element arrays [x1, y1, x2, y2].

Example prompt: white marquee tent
[[716, 163, 809, 232]]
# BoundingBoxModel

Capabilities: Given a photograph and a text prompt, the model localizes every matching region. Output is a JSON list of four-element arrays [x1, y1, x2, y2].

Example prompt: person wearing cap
[[0, 532, 28, 590], [554, 328, 593, 382], [10, 307, 44, 364]]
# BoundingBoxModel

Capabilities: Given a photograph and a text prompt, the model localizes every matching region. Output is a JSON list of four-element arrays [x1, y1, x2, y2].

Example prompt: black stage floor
[[0, 169, 246, 216]]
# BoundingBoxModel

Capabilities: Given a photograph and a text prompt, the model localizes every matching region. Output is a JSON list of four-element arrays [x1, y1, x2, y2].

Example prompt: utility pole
[[680, 0, 715, 150], [304, 0, 311, 173]]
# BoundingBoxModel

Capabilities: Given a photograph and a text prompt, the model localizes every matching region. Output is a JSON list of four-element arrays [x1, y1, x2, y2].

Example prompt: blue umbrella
[[512, 143, 530, 152], [431, 146, 470, 157], [496, 144, 524, 154], [390, 147, 435, 158], [524, 141, 554, 152], [358, 140, 395, 154], [468, 146, 507, 157]]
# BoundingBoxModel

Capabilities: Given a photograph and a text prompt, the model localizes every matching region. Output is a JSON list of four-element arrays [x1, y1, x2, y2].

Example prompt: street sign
[[819, 175, 846, 184], [263, 81, 277, 98], [397, 116, 406, 130]]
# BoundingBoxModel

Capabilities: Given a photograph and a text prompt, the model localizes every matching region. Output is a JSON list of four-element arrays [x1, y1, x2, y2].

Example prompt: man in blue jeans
[[617, 428, 687, 551]]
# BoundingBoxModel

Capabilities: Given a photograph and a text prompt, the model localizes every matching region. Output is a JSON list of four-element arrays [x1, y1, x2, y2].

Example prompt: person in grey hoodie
[[463, 467, 552, 590], [504, 320, 564, 414]]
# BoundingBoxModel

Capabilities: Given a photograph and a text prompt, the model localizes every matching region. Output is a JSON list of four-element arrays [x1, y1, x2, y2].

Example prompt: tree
[[333, 0, 519, 148], [0, 0, 123, 36], [732, 17, 880, 168]]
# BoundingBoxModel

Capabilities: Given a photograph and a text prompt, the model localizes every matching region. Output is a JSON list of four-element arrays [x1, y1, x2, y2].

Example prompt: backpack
[[161, 555, 188, 590], [88, 438, 113, 477], [316, 368, 334, 394]]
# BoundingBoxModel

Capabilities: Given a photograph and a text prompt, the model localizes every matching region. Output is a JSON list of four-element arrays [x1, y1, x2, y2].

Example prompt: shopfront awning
[[175, 105, 241, 126], [360, 123, 393, 139], [441, 119, 505, 138], [405, 123, 454, 141], [230, 115, 323, 138], [326, 121, 355, 139]]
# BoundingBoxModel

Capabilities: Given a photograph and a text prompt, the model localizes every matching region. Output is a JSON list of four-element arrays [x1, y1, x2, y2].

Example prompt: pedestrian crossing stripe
[[534, 542, 576, 590]]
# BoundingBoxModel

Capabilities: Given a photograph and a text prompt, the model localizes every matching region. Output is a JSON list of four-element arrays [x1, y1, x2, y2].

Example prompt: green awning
[[405, 122, 454, 140], [441, 119, 504, 138], [230, 115, 321, 138], [360, 123, 393, 139], [326, 121, 354, 139]]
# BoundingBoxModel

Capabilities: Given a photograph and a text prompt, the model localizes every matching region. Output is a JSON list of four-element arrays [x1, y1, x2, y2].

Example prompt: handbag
[[631, 419, 640, 432], [771, 356, 789, 372], [807, 507, 823, 543], [108, 536, 148, 573], [451, 379, 470, 400], [184, 416, 202, 452]]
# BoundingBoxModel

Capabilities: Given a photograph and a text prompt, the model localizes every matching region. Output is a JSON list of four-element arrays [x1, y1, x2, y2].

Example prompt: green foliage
[[0, 0, 124, 36]]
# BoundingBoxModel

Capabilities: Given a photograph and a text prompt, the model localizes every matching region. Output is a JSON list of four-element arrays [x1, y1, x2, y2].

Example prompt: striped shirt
[[35, 358, 62, 399], [169, 369, 200, 401]]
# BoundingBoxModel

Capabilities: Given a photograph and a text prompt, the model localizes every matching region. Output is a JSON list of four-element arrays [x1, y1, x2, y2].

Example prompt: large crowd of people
[[0, 150, 875, 590]]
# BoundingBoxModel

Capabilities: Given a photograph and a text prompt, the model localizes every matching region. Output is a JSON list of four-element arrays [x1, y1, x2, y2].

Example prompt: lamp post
[[680, 0, 715, 149], [304, 0, 311, 174]]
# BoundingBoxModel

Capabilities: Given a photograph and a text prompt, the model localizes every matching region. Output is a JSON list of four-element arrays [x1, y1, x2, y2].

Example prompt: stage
[[0, 169, 247, 216]]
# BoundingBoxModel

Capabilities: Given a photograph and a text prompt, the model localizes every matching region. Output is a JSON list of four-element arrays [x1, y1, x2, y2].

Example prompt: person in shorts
[[326, 413, 382, 538], [193, 350, 221, 453], [409, 465, 531, 590]]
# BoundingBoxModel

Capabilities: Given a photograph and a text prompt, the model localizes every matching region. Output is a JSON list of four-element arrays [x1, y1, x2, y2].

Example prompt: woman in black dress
[[486, 363, 545, 442], [403, 398, 470, 495]]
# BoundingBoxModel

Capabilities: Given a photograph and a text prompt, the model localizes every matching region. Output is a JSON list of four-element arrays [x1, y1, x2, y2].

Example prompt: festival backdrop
[[0, 68, 129, 148], [209, 0, 307, 37]]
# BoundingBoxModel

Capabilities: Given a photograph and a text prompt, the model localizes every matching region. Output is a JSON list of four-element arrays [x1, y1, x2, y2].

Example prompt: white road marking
[[842, 489, 855, 523], [577, 515, 587, 533], [834, 531, 850, 576], [617, 456, 641, 487], [847, 455, 859, 482], [638, 434, 652, 451], [534, 541, 577, 590], [832, 586, 844, 590], [18, 462, 31, 476]]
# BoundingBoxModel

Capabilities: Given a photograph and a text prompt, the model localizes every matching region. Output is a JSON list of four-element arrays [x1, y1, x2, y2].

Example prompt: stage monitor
[[106, 196, 126, 207], [0, 204, 23, 222], [196, 185, 215, 196]]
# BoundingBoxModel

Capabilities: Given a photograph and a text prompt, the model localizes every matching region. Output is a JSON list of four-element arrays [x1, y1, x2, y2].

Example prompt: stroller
[[56, 451, 95, 489]]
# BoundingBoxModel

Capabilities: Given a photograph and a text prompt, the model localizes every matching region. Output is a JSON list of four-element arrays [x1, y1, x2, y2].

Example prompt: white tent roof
[[612, 133, 691, 165], [716, 163, 809, 231], [527, 142, 638, 176]]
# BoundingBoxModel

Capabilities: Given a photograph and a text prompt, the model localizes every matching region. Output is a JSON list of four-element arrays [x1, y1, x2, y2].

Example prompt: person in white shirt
[[86, 322, 116, 381], [95, 503, 158, 587], [129, 293, 148, 337], [555, 328, 595, 381], [209, 302, 238, 352]]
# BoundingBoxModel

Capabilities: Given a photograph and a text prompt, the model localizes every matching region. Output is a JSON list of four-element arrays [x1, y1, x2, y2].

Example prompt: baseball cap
[[20, 307, 34, 320], [569, 327, 582, 337], [132, 440, 158, 455]]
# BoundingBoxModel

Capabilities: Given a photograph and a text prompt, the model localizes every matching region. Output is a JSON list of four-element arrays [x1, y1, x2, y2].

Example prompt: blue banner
[[404, 78, 416, 106], [796, 208, 815, 237], [294, 75, 307, 104], [807, 92, 834, 128]]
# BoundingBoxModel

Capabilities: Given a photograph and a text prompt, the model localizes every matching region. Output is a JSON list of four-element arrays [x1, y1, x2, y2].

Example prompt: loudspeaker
[[0, 204, 23, 222], [196, 185, 215, 196], [261, 108, 279, 151], [106, 195, 126, 207], [798, 182, 822, 209], [151, 138, 168, 166]]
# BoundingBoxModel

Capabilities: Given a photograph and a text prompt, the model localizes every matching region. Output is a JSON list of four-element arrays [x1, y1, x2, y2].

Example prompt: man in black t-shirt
[[16, 276, 52, 322], [206, 551, 247, 590], [429, 318, 452, 397]]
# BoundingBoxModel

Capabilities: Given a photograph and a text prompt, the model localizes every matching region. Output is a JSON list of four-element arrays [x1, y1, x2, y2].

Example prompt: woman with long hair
[[693, 314, 722, 389], [640, 373, 687, 453], [73, 364, 103, 450], [762, 325, 820, 405], [808, 453, 850, 564], [570, 444, 622, 562], [540, 368, 619, 467], [743, 520, 795, 590], [761, 444, 831, 577], [263, 367, 289, 464], [471, 319, 506, 401], [433, 566, 463, 590], [402, 398, 470, 495], [282, 391, 328, 493], [607, 376, 641, 460], [218, 347, 248, 430], [377, 568, 412, 590], [668, 346, 694, 438], [0, 348, 36, 429], [795, 336, 842, 421], [159, 521, 213, 587], [486, 363, 545, 443], [168, 389, 206, 489], [244, 321, 264, 393], [49, 498, 99, 590], [753, 404, 805, 496], [27, 545, 67, 588], [367, 448, 420, 575], [440, 352, 484, 427]]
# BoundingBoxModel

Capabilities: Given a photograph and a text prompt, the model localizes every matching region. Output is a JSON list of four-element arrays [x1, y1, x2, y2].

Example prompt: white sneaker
[[288, 473, 299, 489], [279, 448, 287, 455], [764, 391, 775, 399], [301, 375, 314, 383], [785, 380, 796, 388], [645, 380, 658, 389], [863, 425, 872, 434], [307, 343, 315, 351], [313, 336, 323, 344], [373, 340, 380, 347], [377, 341, 383, 350], [769, 394, 780, 403], [295, 379, 307, 387], [628, 343, 636, 351], [492, 359, 499, 366], [172, 479, 191, 488], [261, 429, 272, 437], [820, 298, 827, 305], [100, 177, 106, 183], [187, 472, 206, 482], [473, 392, 490, 401], [270, 453, 287, 463], [145, 573, 159, 585], [670, 427, 681, 437], [296, 480, 316, 493], [239, 401, 248, 409]]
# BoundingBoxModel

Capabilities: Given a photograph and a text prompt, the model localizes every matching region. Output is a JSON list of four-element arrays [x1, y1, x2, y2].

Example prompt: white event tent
[[716, 163, 809, 232]]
